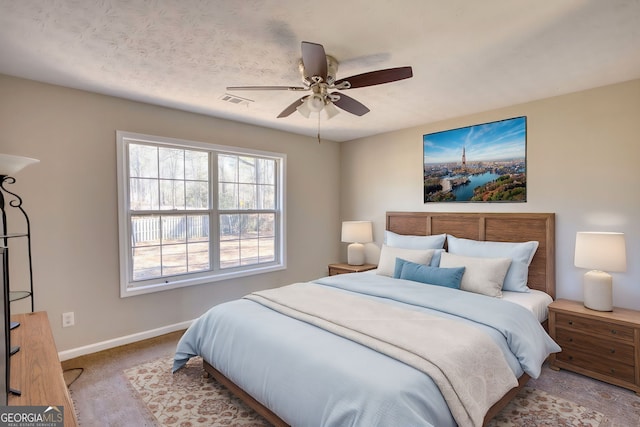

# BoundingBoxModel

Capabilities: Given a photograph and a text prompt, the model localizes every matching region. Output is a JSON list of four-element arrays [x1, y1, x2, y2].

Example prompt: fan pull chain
[[317, 112, 321, 143]]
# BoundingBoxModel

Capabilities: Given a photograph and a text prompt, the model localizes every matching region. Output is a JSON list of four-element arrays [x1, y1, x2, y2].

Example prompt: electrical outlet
[[62, 312, 74, 328]]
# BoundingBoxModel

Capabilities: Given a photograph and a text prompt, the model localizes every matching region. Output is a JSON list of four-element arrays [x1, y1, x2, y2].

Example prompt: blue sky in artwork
[[423, 117, 526, 164]]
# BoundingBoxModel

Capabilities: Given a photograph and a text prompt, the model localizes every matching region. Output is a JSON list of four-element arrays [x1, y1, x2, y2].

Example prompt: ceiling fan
[[226, 41, 413, 119]]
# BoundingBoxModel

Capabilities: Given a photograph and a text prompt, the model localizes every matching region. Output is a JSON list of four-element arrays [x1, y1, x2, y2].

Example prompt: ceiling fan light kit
[[295, 98, 312, 118], [323, 102, 340, 119], [226, 41, 413, 120], [307, 94, 326, 112]]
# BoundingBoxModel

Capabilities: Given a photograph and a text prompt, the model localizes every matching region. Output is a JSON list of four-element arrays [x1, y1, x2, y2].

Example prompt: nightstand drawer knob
[[610, 368, 616, 374], [611, 329, 617, 335], [568, 337, 573, 342], [568, 356, 574, 361], [610, 348, 616, 354], [568, 320, 573, 325]]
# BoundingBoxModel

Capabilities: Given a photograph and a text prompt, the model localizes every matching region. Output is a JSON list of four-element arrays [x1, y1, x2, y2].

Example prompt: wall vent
[[219, 93, 254, 106]]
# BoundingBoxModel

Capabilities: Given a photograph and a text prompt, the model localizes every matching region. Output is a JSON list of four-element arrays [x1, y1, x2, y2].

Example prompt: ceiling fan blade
[[331, 93, 370, 116], [227, 85, 307, 91], [335, 66, 413, 89], [277, 96, 307, 118], [301, 41, 327, 81]]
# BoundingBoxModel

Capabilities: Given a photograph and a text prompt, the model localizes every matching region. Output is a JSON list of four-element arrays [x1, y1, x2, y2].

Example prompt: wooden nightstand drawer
[[329, 267, 351, 275], [556, 347, 635, 383], [555, 312, 634, 342], [555, 328, 634, 365], [328, 263, 376, 276]]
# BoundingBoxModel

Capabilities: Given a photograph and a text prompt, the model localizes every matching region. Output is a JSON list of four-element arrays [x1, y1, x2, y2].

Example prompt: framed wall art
[[423, 116, 527, 203]]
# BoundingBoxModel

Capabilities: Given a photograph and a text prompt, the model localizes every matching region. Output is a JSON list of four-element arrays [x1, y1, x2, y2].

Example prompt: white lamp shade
[[307, 94, 325, 112], [296, 101, 312, 118], [574, 231, 626, 272], [0, 154, 39, 176], [323, 102, 340, 119], [341, 221, 373, 243]]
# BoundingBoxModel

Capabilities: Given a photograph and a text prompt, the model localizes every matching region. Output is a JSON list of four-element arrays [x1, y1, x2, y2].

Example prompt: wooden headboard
[[386, 212, 556, 299]]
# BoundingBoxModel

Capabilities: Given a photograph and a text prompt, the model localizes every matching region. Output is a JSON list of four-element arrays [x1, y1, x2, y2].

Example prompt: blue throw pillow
[[393, 257, 408, 278], [394, 258, 465, 289]]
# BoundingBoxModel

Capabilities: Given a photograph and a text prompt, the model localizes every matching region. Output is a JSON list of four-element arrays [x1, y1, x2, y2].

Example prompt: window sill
[[120, 263, 286, 297]]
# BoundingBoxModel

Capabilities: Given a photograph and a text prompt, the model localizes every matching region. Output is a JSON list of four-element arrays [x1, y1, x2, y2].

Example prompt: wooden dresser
[[548, 299, 640, 394], [9, 311, 78, 427]]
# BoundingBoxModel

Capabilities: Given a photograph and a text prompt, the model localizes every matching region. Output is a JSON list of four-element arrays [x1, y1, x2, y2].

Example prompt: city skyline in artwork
[[423, 116, 527, 203]]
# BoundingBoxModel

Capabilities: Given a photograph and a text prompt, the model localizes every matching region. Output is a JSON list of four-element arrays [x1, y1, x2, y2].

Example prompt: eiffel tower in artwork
[[461, 146, 466, 170]]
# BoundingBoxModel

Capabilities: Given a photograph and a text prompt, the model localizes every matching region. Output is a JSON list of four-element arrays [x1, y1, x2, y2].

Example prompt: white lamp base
[[583, 270, 613, 311], [347, 242, 365, 266]]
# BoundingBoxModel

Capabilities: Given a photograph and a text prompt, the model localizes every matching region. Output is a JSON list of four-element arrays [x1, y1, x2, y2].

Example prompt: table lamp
[[341, 221, 373, 266], [574, 231, 626, 311]]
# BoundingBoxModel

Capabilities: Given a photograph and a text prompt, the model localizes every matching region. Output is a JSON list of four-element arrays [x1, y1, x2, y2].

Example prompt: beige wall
[[340, 79, 640, 310], [0, 74, 341, 351], [2, 74, 639, 354]]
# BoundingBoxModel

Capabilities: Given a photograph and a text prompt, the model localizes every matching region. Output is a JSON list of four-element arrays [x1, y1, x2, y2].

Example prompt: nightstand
[[328, 263, 377, 276], [548, 299, 640, 394]]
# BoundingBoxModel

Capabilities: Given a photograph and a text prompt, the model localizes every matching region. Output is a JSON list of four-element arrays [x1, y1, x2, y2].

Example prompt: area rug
[[125, 356, 269, 426], [126, 356, 604, 427], [486, 386, 603, 427]]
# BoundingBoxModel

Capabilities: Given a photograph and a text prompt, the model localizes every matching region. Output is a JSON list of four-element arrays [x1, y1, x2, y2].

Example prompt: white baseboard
[[58, 319, 194, 361]]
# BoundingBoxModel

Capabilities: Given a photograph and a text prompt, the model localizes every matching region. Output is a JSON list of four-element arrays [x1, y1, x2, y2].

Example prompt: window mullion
[[211, 152, 219, 271], [158, 213, 164, 277]]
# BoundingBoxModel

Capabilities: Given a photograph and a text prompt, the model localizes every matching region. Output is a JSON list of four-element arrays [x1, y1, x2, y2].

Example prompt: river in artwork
[[450, 172, 501, 201]]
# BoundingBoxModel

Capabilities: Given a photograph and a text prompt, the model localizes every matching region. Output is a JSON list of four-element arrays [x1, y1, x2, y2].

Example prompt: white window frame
[[116, 131, 286, 297]]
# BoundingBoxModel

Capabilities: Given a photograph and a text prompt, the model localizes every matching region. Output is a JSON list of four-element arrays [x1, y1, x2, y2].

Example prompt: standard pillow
[[376, 245, 434, 277], [439, 252, 511, 297], [393, 258, 465, 289], [385, 231, 446, 249], [429, 249, 445, 267], [385, 231, 445, 267], [446, 235, 538, 292]]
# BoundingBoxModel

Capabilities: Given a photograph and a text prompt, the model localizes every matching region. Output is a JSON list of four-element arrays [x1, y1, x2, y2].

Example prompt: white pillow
[[384, 231, 445, 266], [376, 245, 435, 277], [446, 235, 538, 293], [439, 252, 512, 297], [384, 231, 446, 249]]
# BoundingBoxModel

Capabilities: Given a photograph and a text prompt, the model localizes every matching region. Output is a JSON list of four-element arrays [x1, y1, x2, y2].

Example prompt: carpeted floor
[[63, 331, 640, 426]]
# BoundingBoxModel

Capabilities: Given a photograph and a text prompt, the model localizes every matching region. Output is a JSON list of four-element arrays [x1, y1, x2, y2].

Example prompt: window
[[116, 131, 286, 297]]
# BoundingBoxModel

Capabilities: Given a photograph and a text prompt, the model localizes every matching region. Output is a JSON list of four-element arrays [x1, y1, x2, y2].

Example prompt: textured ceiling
[[1, 0, 639, 142]]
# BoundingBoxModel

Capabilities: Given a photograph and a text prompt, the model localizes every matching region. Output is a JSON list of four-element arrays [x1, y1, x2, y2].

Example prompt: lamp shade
[[296, 100, 312, 118], [0, 154, 40, 176], [341, 221, 373, 243], [574, 231, 626, 272], [307, 94, 325, 112], [323, 102, 340, 119]]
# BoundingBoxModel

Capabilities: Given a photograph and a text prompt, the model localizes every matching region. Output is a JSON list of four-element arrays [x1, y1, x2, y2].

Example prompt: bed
[[173, 212, 559, 427]]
